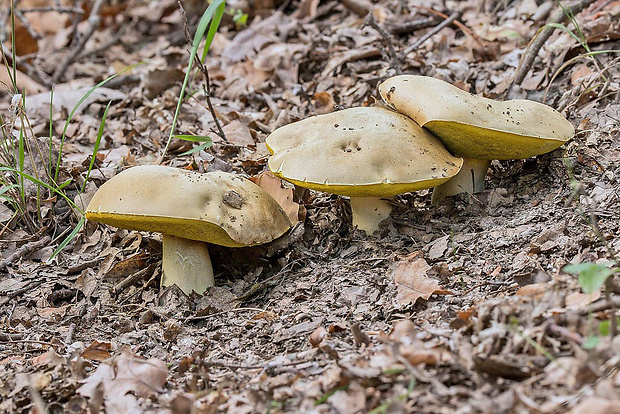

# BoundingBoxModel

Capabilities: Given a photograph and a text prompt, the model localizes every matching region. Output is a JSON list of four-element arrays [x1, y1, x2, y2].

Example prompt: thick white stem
[[350, 197, 392, 234], [431, 158, 491, 204], [161, 235, 214, 294]]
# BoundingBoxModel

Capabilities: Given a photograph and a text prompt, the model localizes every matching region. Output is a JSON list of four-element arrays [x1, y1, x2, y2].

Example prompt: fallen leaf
[[515, 283, 549, 298], [78, 348, 168, 414], [309, 326, 327, 347], [81, 340, 112, 361], [391, 253, 448, 306], [222, 120, 255, 146], [252, 171, 300, 225]]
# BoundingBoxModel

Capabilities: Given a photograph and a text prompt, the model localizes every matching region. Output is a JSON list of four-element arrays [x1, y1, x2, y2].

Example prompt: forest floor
[[1, 0, 620, 413]]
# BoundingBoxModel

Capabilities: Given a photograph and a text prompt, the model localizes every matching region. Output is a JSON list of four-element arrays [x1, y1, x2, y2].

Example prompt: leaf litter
[[1, 0, 620, 412]]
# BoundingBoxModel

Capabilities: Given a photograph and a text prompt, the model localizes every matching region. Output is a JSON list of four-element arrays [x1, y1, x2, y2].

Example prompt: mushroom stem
[[350, 197, 393, 233], [431, 158, 491, 204], [161, 234, 214, 294]]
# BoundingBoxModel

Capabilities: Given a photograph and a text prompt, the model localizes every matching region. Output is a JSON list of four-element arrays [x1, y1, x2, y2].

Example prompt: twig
[[511, 0, 597, 88], [77, 26, 125, 60], [113, 265, 154, 295], [205, 360, 262, 370], [582, 296, 620, 314], [401, 11, 460, 57], [546, 322, 584, 345], [0, 332, 24, 341], [363, 13, 402, 74], [18, 6, 85, 14], [233, 259, 302, 302], [14, 9, 42, 40], [185, 307, 268, 323], [0, 235, 51, 271], [52, 0, 105, 84], [0, 280, 44, 307], [387, 16, 440, 35]]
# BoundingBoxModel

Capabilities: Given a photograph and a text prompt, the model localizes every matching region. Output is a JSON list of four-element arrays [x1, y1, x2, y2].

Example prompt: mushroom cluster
[[86, 165, 291, 294], [266, 75, 573, 231]]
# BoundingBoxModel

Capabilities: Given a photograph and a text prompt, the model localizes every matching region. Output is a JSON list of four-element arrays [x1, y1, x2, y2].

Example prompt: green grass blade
[[200, 3, 225, 63], [81, 101, 111, 193], [173, 134, 213, 142], [160, 0, 225, 162], [0, 167, 83, 214], [178, 141, 212, 156], [48, 88, 54, 178], [0, 184, 19, 197], [18, 125, 25, 202], [49, 215, 85, 261], [54, 61, 145, 182], [545, 23, 589, 52]]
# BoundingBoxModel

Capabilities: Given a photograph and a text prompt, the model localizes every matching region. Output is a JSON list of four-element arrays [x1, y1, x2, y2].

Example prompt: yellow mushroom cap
[[379, 75, 575, 160], [266, 107, 463, 197], [85, 165, 291, 247]]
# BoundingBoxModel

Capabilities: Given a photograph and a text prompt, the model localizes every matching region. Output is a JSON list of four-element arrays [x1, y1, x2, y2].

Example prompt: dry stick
[[68, 0, 85, 49], [1, 44, 53, 87], [51, 0, 105, 84], [194, 56, 228, 143], [18, 6, 85, 14], [512, 0, 597, 87], [401, 11, 460, 57], [363, 13, 402, 74], [0, 235, 51, 271], [14, 9, 42, 40], [0, 280, 44, 307], [113, 265, 153, 295], [387, 16, 440, 35]]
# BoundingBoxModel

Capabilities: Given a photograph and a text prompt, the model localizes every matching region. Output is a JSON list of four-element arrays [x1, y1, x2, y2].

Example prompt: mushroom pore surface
[[379, 75, 574, 160]]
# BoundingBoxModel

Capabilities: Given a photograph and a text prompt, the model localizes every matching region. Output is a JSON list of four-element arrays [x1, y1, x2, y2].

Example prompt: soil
[[1, 0, 620, 413]]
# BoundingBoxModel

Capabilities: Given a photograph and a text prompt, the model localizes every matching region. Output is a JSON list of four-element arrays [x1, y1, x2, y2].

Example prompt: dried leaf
[[252, 171, 300, 225], [81, 340, 112, 362], [391, 253, 447, 306]]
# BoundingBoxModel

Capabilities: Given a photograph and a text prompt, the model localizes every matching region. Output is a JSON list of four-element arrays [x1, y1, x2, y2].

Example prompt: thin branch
[[401, 11, 460, 57], [363, 13, 402, 74], [511, 0, 597, 88], [51, 0, 104, 84]]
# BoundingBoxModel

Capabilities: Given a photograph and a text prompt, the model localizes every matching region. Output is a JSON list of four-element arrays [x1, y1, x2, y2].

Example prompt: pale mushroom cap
[[86, 165, 291, 247], [379, 75, 575, 160], [266, 107, 463, 197]]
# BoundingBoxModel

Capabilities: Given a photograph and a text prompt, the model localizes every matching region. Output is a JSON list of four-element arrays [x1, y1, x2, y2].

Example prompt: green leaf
[[82, 101, 111, 193], [179, 141, 212, 156], [173, 134, 213, 143], [563, 263, 615, 294], [161, 0, 225, 161], [582, 336, 600, 350]]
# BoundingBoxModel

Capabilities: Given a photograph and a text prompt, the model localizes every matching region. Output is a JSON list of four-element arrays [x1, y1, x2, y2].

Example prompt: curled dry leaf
[[81, 340, 112, 362], [390, 252, 451, 306], [309, 326, 327, 347], [252, 171, 300, 225], [78, 348, 168, 414]]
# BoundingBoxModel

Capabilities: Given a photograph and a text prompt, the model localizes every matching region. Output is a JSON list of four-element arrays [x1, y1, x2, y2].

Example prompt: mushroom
[[85, 165, 291, 294], [379, 75, 575, 203], [265, 107, 463, 233]]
